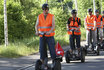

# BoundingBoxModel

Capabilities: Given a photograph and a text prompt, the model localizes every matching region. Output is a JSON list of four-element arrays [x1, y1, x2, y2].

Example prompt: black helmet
[[42, 3, 49, 10], [71, 9, 77, 14], [95, 9, 99, 13], [88, 8, 92, 12]]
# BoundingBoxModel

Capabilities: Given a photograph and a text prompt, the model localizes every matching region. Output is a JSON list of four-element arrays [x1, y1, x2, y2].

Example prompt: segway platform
[[65, 47, 85, 63], [35, 57, 61, 70], [85, 45, 100, 55]]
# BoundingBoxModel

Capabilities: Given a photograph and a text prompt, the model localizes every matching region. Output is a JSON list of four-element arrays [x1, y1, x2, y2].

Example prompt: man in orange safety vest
[[67, 9, 81, 54], [84, 8, 97, 47], [95, 9, 103, 43], [35, 3, 56, 63]]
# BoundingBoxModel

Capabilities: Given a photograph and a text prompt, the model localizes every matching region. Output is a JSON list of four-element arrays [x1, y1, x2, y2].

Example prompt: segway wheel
[[102, 40, 104, 51], [52, 59, 61, 70], [97, 46, 100, 55], [65, 50, 70, 63], [102, 44, 104, 51], [81, 48, 85, 63], [85, 45, 88, 56], [103, 46, 104, 51], [35, 59, 42, 70]]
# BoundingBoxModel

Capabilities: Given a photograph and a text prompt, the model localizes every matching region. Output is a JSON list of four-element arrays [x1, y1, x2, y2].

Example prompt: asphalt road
[[23, 51, 104, 70]]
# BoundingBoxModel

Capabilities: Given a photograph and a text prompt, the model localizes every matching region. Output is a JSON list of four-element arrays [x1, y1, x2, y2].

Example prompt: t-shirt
[[67, 17, 81, 25]]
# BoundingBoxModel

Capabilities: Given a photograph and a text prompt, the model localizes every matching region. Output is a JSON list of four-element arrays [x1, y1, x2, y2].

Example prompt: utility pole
[[4, 0, 8, 46], [93, 0, 96, 15]]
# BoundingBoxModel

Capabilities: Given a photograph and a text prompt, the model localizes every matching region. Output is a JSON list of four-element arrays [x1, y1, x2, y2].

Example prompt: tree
[[93, 0, 96, 15], [46, 0, 48, 3], [101, 0, 102, 14], [4, 0, 8, 46], [74, 0, 78, 16]]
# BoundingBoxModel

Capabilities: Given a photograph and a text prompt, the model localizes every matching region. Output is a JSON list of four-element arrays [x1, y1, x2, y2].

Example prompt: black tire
[[65, 51, 70, 63], [102, 40, 104, 51], [81, 48, 85, 63], [35, 59, 42, 70], [85, 45, 88, 56], [52, 60, 61, 70], [103, 46, 104, 51], [60, 57, 63, 62], [97, 46, 100, 55], [56, 56, 63, 62], [102, 44, 104, 51]]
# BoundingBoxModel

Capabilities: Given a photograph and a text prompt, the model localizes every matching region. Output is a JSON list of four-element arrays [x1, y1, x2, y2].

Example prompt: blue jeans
[[39, 36, 56, 60], [69, 35, 81, 50]]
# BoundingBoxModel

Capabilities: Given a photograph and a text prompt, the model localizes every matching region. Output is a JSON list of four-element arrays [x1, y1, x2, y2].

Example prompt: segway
[[65, 28, 85, 63], [35, 57, 61, 70], [35, 32, 61, 70], [100, 27, 104, 51], [100, 40, 104, 51], [96, 28, 103, 51], [85, 28, 100, 55]]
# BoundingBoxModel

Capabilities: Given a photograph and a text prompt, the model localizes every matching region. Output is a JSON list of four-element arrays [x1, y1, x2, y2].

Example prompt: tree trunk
[[4, 0, 8, 46], [75, 0, 78, 16], [101, 0, 102, 14], [46, 0, 48, 3], [93, 0, 96, 15]]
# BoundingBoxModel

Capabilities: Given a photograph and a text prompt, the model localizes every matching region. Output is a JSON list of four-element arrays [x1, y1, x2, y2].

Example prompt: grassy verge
[[0, 37, 39, 58], [0, 28, 86, 58]]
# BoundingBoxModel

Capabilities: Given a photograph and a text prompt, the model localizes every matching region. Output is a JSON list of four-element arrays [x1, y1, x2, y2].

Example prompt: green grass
[[81, 27, 86, 40], [0, 28, 86, 58], [0, 37, 39, 58]]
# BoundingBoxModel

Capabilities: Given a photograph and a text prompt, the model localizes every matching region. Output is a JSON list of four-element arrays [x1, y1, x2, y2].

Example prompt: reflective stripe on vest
[[39, 31, 55, 33], [38, 26, 52, 29], [87, 23, 94, 28]]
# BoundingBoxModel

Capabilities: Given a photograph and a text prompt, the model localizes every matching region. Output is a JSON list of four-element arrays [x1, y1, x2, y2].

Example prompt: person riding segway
[[35, 4, 61, 70], [100, 11, 104, 50], [95, 9, 103, 51], [65, 9, 85, 63], [84, 8, 100, 55]]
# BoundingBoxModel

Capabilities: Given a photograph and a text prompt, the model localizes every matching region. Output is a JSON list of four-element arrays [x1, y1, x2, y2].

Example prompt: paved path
[[21, 51, 104, 70], [1, 41, 104, 70]]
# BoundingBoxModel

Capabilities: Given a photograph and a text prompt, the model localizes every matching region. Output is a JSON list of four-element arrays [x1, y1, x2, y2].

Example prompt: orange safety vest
[[102, 16, 104, 28], [67, 17, 81, 35], [38, 13, 55, 37], [86, 15, 95, 30], [95, 15, 102, 28]]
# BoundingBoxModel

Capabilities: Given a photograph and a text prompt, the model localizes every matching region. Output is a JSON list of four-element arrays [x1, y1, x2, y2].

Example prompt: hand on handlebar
[[76, 28, 79, 30], [87, 27, 95, 30], [35, 32, 39, 36], [46, 31, 51, 35], [70, 27, 78, 31]]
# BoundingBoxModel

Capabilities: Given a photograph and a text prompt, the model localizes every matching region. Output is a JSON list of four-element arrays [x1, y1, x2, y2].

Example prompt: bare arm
[[66, 24, 69, 30], [35, 16, 39, 35], [94, 21, 96, 29], [50, 16, 55, 32]]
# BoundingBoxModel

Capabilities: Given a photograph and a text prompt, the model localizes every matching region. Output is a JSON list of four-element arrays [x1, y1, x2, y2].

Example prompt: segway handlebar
[[87, 27, 94, 30]]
